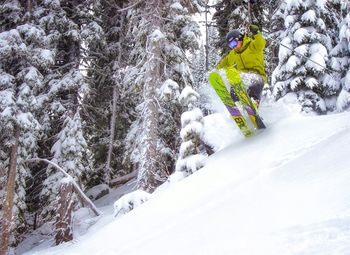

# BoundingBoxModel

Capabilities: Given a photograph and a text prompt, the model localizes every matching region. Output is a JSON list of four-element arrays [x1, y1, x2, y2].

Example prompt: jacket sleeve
[[216, 54, 229, 69], [250, 33, 266, 51]]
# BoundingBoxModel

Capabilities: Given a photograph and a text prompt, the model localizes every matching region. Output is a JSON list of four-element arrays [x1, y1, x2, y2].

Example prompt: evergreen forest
[[0, 0, 349, 253]]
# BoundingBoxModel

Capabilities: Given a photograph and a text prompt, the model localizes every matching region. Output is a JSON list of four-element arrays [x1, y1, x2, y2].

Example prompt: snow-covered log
[[110, 171, 137, 187]]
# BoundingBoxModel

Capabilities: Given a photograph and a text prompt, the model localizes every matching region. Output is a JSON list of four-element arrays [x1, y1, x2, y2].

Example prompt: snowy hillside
[[24, 99, 350, 255]]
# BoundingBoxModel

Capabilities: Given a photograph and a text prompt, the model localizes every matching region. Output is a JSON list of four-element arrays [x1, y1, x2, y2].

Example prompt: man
[[215, 25, 267, 106]]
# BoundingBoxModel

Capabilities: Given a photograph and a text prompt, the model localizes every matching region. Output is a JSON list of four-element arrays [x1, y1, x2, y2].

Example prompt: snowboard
[[225, 67, 266, 130], [208, 68, 266, 137], [208, 71, 254, 137]]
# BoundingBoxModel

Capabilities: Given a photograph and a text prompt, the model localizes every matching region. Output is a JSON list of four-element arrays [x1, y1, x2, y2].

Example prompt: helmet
[[226, 29, 243, 43]]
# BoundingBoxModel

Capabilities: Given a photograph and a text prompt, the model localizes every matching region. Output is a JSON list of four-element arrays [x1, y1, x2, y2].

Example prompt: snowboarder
[[208, 24, 267, 136], [214, 24, 267, 107]]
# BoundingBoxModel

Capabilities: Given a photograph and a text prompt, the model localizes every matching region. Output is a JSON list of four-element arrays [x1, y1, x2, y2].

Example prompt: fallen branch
[[25, 158, 101, 216]]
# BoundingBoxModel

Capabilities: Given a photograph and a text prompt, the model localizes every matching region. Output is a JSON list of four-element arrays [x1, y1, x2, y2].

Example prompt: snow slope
[[25, 100, 350, 255]]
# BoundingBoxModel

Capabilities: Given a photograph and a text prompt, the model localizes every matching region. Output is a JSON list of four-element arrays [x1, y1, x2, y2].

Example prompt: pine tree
[[192, 43, 207, 91], [35, 0, 94, 229], [176, 86, 207, 176], [158, 0, 201, 178], [334, 9, 350, 111], [213, 0, 266, 55], [40, 112, 89, 221], [266, 0, 287, 81], [191, 42, 215, 115], [81, 0, 137, 185], [324, 0, 345, 45], [213, 0, 249, 55], [272, 0, 340, 114], [207, 24, 221, 70], [124, 0, 201, 192], [0, 1, 54, 251]]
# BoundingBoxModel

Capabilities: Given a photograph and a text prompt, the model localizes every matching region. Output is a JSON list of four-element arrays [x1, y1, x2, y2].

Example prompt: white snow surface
[[23, 99, 350, 255]]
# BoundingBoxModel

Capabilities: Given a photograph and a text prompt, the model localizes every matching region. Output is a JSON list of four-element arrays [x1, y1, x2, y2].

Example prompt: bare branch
[[117, 0, 143, 12]]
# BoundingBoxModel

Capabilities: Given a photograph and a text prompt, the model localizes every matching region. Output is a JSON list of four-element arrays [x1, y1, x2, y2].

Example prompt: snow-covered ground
[[22, 96, 350, 255]]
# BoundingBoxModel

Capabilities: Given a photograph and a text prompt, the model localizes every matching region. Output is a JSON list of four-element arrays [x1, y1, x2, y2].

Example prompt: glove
[[249, 24, 260, 35]]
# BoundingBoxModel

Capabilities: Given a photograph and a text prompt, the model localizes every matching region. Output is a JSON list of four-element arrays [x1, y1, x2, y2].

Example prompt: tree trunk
[[55, 181, 73, 245], [106, 84, 118, 183], [137, 1, 165, 192], [205, 0, 209, 71], [106, 8, 125, 184], [0, 127, 20, 255], [138, 67, 160, 192]]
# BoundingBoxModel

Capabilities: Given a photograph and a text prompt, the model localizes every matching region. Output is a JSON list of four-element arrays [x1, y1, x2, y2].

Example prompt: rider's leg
[[240, 72, 264, 105]]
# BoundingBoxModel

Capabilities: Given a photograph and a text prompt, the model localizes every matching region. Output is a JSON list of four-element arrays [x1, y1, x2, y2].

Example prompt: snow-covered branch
[[24, 158, 101, 216]]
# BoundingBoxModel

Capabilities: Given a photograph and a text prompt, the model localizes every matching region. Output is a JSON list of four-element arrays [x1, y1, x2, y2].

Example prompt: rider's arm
[[216, 55, 229, 69], [250, 33, 266, 51]]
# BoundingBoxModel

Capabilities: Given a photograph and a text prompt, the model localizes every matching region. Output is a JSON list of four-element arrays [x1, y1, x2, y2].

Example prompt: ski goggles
[[228, 39, 238, 49]]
